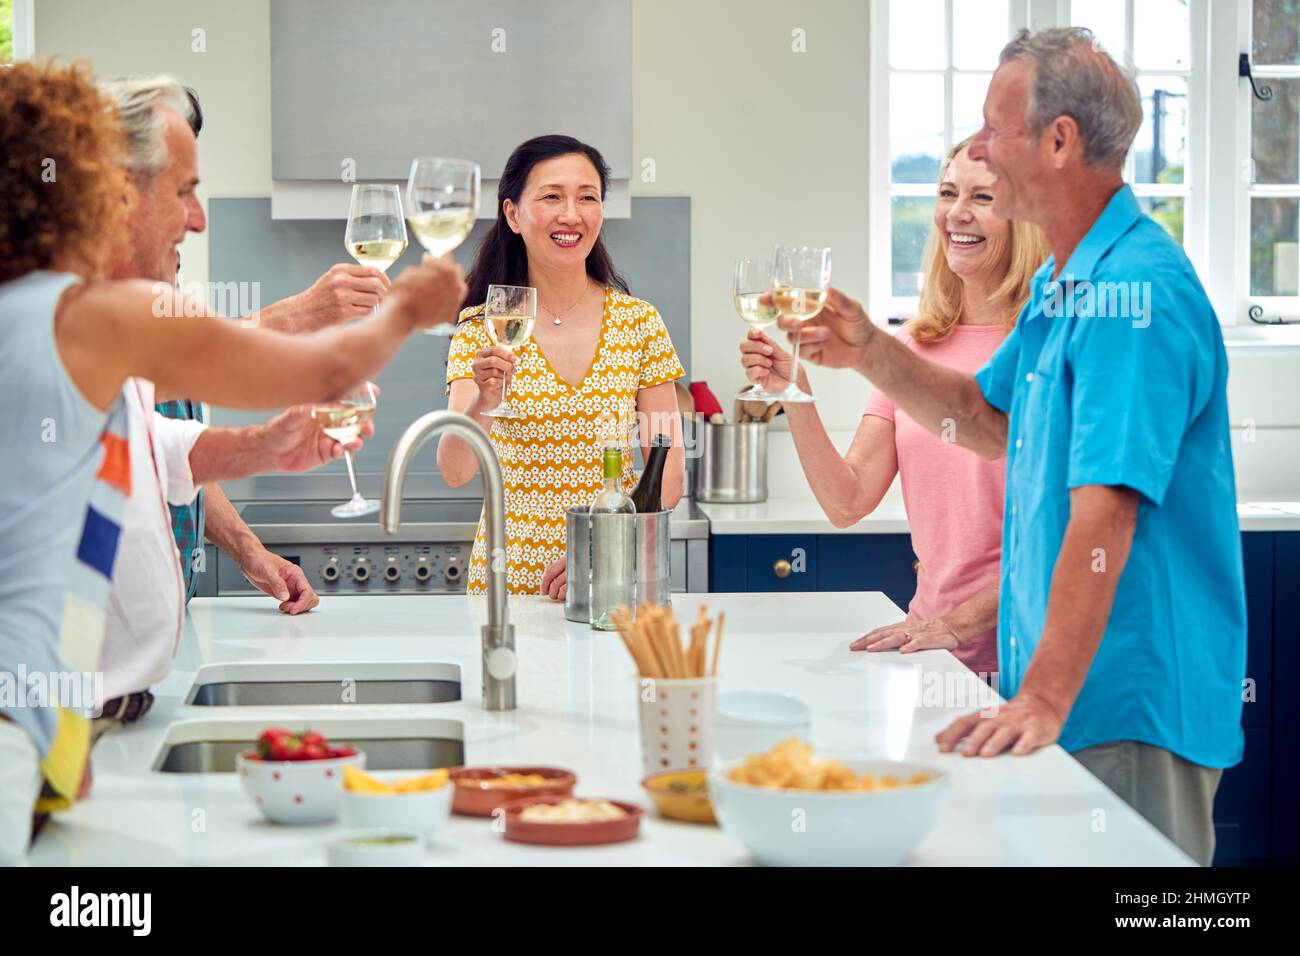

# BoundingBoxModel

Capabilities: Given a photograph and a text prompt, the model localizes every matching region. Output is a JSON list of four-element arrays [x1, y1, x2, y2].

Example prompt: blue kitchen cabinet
[[1271, 532, 1299, 862], [710, 534, 821, 592], [817, 534, 918, 610], [1213, 726, 1272, 865], [1241, 532, 1273, 729]]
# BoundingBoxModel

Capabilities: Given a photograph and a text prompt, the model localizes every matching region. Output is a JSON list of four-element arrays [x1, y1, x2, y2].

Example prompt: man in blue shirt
[[772, 28, 1245, 865]]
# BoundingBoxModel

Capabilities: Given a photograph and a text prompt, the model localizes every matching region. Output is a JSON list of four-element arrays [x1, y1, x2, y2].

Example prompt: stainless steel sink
[[153, 717, 465, 773], [184, 661, 461, 707]]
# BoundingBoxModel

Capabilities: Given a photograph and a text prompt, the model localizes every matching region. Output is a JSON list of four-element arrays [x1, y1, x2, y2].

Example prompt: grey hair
[[999, 27, 1141, 170], [98, 75, 197, 183]]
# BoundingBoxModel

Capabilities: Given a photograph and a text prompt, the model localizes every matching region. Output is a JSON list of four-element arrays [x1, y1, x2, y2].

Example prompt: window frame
[[10, 0, 33, 61]]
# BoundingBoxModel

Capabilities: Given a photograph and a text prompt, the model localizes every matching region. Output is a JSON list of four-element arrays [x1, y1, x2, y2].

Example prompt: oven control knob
[[322, 557, 341, 583], [352, 556, 371, 582], [383, 556, 401, 582], [444, 558, 462, 583], [413, 556, 433, 582]]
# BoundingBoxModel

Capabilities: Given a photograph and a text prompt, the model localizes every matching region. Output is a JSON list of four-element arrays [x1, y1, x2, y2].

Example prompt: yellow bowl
[[641, 770, 716, 824]]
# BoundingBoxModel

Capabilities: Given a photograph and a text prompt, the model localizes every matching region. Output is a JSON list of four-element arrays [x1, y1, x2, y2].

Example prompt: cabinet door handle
[[912, 559, 920, 574], [773, 559, 792, 579]]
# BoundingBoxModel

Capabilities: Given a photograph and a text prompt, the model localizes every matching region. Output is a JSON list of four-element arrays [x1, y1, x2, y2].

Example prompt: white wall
[[33, 0, 1299, 495]]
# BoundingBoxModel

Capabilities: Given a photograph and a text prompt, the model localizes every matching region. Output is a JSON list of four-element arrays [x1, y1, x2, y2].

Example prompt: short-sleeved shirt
[[974, 185, 1246, 768], [864, 326, 1007, 679], [154, 399, 205, 601], [446, 287, 685, 594]]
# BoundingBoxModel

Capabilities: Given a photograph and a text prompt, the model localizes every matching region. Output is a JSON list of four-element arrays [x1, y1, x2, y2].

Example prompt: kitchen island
[[32, 592, 1191, 866]]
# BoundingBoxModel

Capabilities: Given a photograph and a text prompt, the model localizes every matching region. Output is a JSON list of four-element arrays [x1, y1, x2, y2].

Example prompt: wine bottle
[[589, 439, 636, 631], [631, 434, 671, 514]]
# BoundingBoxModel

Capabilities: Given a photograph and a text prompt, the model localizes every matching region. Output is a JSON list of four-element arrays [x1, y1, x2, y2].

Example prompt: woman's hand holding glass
[[738, 328, 807, 395], [470, 346, 518, 411]]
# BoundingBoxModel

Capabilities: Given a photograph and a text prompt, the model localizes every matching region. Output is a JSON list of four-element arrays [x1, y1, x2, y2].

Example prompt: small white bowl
[[341, 782, 453, 843], [327, 829, 426, 867], [236, 750, 365, 825], [710, 758, 947, 866], [714, 691, 812, 763]]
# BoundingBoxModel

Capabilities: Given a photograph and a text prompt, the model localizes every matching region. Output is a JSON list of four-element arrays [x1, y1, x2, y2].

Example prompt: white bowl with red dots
[[236, 749, 366, 824], [636, 675, 716, 775]]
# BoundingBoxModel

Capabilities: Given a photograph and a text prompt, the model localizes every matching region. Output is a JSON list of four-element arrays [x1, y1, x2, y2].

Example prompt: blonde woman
[[740, 139, 1048, 678]]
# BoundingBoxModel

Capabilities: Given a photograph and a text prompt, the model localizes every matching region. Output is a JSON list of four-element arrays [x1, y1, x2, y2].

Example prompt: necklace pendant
[[553, 317, 562, 325]]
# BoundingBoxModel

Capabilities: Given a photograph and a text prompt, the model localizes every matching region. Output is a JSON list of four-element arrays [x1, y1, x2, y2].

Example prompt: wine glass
[[344, 185, 407, 286], [482, 284, 537, 419], [769, 245, 832, 404], [732, 256, 784, 401], [406, 157, 480, 336], [314, 383, 379, 518]]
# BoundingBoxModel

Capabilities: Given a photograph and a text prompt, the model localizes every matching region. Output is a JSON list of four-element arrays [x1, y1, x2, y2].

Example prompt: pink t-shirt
[[863, 325, 1007, 679]]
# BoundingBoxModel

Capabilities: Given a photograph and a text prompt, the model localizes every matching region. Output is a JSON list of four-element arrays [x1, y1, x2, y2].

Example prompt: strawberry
[[256, 728, 294, 760], [328, 746, 358, 759]]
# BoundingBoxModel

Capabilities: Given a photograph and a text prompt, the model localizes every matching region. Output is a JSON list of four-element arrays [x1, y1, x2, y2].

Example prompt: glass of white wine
[[769, 245, 832, 404], [313, 383, 379, 518], [482, 283, 537, 420], [406, 157, 480, 337], [733, 256, 784, 401], [344, 184, 407, 286]]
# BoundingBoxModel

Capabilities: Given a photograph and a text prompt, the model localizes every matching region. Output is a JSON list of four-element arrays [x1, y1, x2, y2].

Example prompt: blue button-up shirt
[[974, 185, 1246, 768]]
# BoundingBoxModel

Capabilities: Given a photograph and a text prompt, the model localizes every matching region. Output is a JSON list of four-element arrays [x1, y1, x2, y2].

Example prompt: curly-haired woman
[[0, 60, 466, 862]]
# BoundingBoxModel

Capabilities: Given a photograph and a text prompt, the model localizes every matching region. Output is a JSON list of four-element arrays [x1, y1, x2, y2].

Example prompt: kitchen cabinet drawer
[[1241, 533, 1273, 729], [1213, 726, 1271, 865], [745, 535, 818, 592], [817, 534, 917, 610]]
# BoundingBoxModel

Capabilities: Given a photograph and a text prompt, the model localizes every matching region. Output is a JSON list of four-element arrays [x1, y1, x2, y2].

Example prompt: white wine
[[772, 284, 828, 321], [589, 442, 636, 631], [348, 239, 406, 273], [408, 207, 475, 257], [484, 313, 536, 351], [733, 292, 780, 328], [311, 401, 376, 444]]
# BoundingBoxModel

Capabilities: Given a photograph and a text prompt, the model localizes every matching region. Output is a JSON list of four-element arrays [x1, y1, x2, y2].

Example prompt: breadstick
[[710, 612, 725, 676]]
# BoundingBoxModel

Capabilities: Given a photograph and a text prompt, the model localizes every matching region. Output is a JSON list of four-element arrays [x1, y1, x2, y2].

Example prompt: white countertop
[[32, 593, 1190, 867], [698, 432, 1300, 534]]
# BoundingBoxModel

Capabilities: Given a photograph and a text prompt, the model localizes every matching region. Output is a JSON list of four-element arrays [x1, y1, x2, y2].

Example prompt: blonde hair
[[907, 137, 1049, 344]]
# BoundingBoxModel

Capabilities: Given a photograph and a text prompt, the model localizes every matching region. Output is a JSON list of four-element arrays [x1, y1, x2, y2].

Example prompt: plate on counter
[[501, 795, 643, 846], [449, 765, 576, 817]]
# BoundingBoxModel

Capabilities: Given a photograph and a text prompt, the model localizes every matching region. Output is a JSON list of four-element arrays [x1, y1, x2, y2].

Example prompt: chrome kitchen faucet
[[380, 411, 516, 710]]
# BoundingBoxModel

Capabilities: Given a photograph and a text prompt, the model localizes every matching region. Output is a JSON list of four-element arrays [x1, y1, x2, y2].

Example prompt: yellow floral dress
[[446, 287, 685, 594]]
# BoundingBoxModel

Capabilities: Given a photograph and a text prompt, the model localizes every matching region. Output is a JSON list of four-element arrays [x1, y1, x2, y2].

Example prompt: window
[[1070, 0, 1198, 252], [1244, 0, 1300, 321], [1, 0, 32, 65], [1, 0, 13, 64], [870, 0, 1023, 323]]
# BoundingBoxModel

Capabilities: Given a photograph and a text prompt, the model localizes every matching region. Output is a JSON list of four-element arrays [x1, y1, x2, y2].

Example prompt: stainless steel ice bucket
[[564, 507, 672, 624]]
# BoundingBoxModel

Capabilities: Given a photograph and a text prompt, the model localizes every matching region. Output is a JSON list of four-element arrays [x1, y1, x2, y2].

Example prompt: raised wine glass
[[406, 157, 480, 336], [482, 284, 537, 419], [344, 184, 407, 284], [313, 382, 379, 518], [732, 256, 784, 401], [769, 245, 832, 404]]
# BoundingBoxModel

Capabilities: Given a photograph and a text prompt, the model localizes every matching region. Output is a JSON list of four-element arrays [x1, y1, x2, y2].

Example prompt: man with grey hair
[[763, 28, 1245, 865], [94, 75, 391, 734]]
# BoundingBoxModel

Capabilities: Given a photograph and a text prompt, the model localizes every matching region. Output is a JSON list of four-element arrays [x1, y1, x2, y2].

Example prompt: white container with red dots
[[236, 749, 365, 824], [637, 676, 717, 775]]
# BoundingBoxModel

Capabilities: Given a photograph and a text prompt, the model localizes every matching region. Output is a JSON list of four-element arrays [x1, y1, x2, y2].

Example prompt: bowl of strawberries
[[236, 728, 365, 825]]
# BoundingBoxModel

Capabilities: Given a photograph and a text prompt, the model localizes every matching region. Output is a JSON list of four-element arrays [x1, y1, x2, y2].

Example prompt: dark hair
[[463, 135, 628, 312], [184, 86, 203, 138]]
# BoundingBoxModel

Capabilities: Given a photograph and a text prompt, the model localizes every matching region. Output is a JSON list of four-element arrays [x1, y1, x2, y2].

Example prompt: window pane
[[891, 73, 945, 183], [1252, 77, 1300, 185], [1250, 197, 1300, 296], [1138, 195, 1185, 244], [1134, 76, 1188, 184], [1253, 0, 1300, 66], [890, 0, 946, 68], [892, 196, 936, 297], [1134, 0, 1189, 70], [953, 0, 1009, 70], [1, 0, 12, 65], [953, 73, 992, 144], [1072, 0, 1127, 62]]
